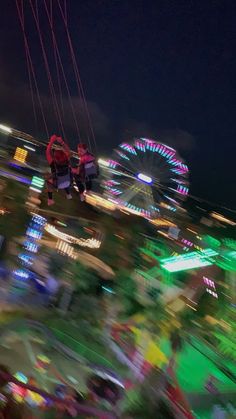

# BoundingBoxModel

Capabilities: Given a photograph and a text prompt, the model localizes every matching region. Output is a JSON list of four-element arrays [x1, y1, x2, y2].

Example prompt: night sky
[[0, 1, 236, 207]]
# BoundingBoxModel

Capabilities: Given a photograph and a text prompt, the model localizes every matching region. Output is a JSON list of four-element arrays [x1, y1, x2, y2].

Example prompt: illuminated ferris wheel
[[102, 138, 189, 219]]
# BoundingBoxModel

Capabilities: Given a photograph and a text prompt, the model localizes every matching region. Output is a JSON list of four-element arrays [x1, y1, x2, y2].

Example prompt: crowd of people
[[46, 135, 98, 206]]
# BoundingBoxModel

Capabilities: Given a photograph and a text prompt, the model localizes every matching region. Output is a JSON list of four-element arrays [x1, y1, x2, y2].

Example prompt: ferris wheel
[[102, 138, 189, 219]]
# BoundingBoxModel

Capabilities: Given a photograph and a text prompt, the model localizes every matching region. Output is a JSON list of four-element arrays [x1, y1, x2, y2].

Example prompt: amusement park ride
[[0, 123, 190, 221]]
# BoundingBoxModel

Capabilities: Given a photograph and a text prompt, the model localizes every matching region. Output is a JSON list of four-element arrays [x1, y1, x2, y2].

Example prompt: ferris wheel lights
[[116, 150, 130, 160], [105, 138, 189, 219], [120, 143, 137, 155], [0, 124, 12, 133], [176, 185, 189, 195], [137, 173, 153, 184]]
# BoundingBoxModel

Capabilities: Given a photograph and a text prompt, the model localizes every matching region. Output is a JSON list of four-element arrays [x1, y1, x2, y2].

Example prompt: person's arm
[[46, 135, 57, 165], [57, 137, 71, 159]]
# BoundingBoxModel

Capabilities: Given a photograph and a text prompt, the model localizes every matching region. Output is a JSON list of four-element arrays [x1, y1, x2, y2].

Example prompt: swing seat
[[84, 161, 99, 178], [57, 173, 71, 189]]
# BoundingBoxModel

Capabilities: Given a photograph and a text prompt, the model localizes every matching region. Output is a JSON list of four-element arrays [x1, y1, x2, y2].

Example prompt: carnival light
[[24, 241, 39, 253], [137, 173, 153, 184], [30, 176, 45, 193], [13, 147, 28, 163], [13, 269, 29, 280], [85, 192, 116, 211], [211, 212, 236, 226], [45, 224, 101, 249], [161, 249, 218, 272], [103, 138, 189, 219], [150, 218, 176, 227], [98, 158, 110, 167], [56, 240, 76, 258], [0, 124, 12, 133], [24, 145, 36, 152]]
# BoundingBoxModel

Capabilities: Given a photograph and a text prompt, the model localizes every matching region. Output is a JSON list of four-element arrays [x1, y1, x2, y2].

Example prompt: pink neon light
[[203, 276, 216, 289], [108, 160, 119, 168], [177, 185, 189, 195], [181, 238, 193, 247]]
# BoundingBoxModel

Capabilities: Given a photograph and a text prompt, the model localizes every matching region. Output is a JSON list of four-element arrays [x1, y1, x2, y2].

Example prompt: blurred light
[[98, 158, 110, 167], [24, 241, 38, 253], [15, 136, 36, 146], [137, 173, 152, 184], [56, 221, 67, 227], [15, 372, 28, 383], [102, 286, 115, 294], [157, 230, 173, 239], [211, 212, 236, 226], [18, 254, 33, 266], [26, 228, 42, 240], [187, 228, 198, 234], [13, 269, 29, 280], [161, 249, 218, 272], [57, 240, 76, 258], [0, 124, 12, 133], [30, 176, 44, 193], [31, 214, 46, 226], [206, 288, 218, 298], [150, 218, 176, 227], [24, 145, 36, 152], [85, 192, 116, 211], [13, 147, 28, 163], [45, 224, 101, 249]]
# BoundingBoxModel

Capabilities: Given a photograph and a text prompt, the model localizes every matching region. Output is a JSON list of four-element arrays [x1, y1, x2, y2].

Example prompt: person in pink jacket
[[74, 143, 98, 201], [46, 135, 72, 205]]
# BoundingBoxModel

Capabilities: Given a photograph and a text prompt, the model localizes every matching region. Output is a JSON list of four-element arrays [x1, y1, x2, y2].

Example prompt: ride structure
[[102, 138, 189, 219]]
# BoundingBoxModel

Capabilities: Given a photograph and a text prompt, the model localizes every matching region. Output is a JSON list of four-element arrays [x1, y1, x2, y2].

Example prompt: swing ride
[[0, 1, 190, 218]]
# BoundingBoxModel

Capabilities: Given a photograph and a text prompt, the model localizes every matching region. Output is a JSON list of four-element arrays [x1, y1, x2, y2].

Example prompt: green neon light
[[161, 248, 218, 273], [203, 235, 221, 249], [31, 176, 44, 188]]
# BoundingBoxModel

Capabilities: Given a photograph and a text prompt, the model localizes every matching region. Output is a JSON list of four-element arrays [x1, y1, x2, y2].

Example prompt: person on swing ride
[[74, 143, 98, 202], [46, 135, 72, 206]]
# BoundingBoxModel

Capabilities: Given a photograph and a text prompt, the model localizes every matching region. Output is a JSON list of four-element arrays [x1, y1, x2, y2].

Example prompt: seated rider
[[46, 135, 72, 206], [74, 143, 98, 202]]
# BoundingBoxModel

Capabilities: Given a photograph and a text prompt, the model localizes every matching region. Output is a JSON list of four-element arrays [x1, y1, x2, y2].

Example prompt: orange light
[[14, 147, 28, 163]]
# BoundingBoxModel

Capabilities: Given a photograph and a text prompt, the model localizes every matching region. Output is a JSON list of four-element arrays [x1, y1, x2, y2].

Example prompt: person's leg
[[47, 177, 55, 205], [75, 175, 86, 201], [85, 179, 92, 192], [65, 187, 72, 199]]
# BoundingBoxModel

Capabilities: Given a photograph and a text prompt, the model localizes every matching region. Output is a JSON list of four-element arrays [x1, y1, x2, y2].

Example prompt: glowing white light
[[137, 173, 152, 184], [24, 145, 36, 152], [0, 124, 12, 133], [45, 224, 101, 249], [98, 158, 110, 167]]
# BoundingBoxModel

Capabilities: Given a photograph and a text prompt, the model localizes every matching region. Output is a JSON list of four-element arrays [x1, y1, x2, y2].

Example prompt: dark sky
[[0, 1, 236, 207]]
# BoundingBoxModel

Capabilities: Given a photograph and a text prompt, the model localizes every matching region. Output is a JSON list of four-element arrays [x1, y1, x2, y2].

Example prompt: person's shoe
[[80, 193, 85, 202], [66, 194, 72, 200], [47, 198, 55, 206]]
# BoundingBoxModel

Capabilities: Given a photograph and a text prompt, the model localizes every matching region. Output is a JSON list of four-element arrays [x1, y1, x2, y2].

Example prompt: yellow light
[[85, 193, 116, 211], [157, 230, 174, 239], [150, 218, 176, 227], [187, 228, 198, 234], [13, 147, 28, 163], [211, 212, 236, 226]]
